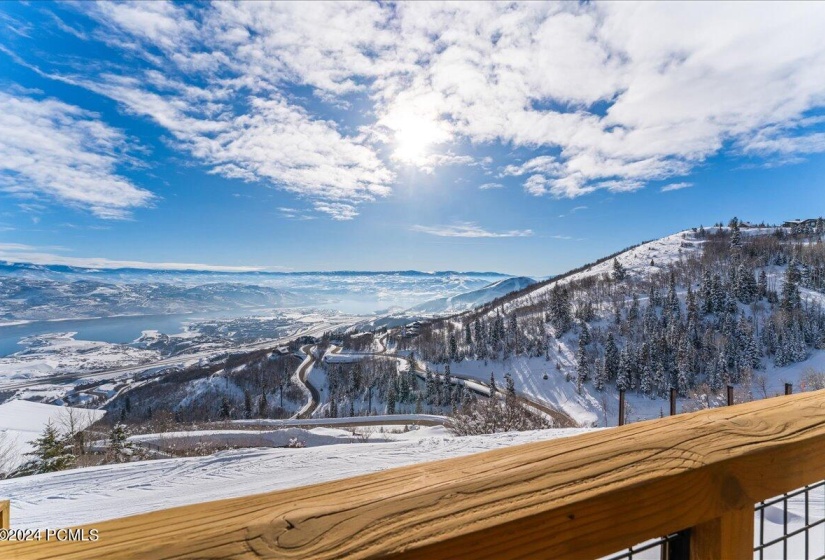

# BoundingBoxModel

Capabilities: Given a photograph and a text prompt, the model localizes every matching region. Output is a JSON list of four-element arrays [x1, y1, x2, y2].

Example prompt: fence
[[2, 390, 825, 559]]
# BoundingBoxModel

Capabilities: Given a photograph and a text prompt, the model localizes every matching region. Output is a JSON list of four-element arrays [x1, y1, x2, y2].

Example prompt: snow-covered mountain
[[0, 265, 509, 321], [0, 277, 306, 321], [407, 276, 537, 315], [403, 220, 825, 426]]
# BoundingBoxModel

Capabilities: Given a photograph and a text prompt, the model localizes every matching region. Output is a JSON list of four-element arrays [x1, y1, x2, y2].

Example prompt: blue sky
[[1, 2, 825, 277]]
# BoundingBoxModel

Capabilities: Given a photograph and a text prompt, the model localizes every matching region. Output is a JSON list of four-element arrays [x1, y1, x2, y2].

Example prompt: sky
[[1, 1, 825, 277]]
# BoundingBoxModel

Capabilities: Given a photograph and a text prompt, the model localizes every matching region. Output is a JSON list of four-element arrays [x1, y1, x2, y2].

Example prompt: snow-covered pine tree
[[219, 396, 231, 420], [258, 392, 268, 417], [612, 258, 627, 281], [243, 390, 252, 419], [594, 357, 607, 391], [449, 334, 458, 362], [105, 423, 133, 464], [604, 332, 620, 381], [13, 420, 75, 477], [758, 270, 768, 299], [617, 348, 631, 391], [576, 336, 589, 387]]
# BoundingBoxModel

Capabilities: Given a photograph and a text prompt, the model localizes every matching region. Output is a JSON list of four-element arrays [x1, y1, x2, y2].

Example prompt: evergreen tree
[[730, 222, 742, 249], [594, 357, 607, 391], [604, 332, 620, 381], [243, 390, 252, 419], [579, 321, 591, 346], [13, 421, 75, 476], [666, 273, 680, 318], [616, 348, 631, 391], [386, 383, 397, 414], [640, 362, 655, 396], [628, 293, 640, 322], [686, 285, 699, 324], [105, 423, 132, 464], [548, 285, 573, 334], [612, 258, 627, 281], [258, 392, 268, 417], [219, 396, 231, 420], [781, 264, 802, 313], [576, 337, 589, 386], [758, 270, 769, 299], [735, 264, 757, 303]]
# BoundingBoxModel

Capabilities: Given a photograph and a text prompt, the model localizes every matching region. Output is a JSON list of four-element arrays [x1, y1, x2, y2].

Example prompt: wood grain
[[690, 507, 754, 559], [0, 500, 8, 530], [3, 390, 825, 559]]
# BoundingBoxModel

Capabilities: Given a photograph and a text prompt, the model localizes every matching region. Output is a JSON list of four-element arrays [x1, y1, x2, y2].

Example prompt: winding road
[[0, 322, 341, 392], [291, 330, 576, 428], [407, 361, 577, 428], [292, 344, 321, 420]]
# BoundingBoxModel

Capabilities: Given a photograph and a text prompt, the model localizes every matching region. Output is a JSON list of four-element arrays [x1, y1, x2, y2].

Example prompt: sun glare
[[391, 113, 447, 166]]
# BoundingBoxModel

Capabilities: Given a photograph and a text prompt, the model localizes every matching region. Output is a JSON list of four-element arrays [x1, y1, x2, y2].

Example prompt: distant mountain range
[[0, 261, 508, 278], [0, 262, 517, 322], [408, 277, 537, 315]]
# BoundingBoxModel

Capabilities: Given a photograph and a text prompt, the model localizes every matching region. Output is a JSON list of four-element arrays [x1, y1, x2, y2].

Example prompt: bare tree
[[0, 431, 20, 478]]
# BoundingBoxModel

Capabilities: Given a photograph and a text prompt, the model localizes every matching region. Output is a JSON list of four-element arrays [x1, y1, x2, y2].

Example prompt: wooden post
[[726, 385, 734, 406], [670, 388, 677, 416], [0, 499, 9, 529], [690, 507, 754, 560], [618, 389, 625, 426], [785, 383, 793, 395]]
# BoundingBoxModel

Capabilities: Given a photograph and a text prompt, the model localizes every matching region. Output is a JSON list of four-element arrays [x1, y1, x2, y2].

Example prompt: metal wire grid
[[755, 481, 825, 560], [601, 533, 686, 560]]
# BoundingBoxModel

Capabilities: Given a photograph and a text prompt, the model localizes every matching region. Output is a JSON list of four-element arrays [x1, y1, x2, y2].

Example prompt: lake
[[0, 313, 198, 357]]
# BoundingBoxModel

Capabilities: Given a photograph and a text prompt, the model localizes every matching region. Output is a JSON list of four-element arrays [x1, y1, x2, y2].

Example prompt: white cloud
[[661, 182, 693, 192], [0, 245, 261, 272], [479, 182, 504, 190], [411, 222, 533, 238], [0, 91, 153, 219], [16, 0, 825, 215], [53, 2, 395, 219], [313, 202, 359, 221], [277, 207, 315, 221]]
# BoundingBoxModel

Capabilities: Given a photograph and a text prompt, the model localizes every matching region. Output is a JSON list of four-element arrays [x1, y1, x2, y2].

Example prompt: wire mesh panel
[[755, 481, 825, 560], [600, 533, 688, 560]]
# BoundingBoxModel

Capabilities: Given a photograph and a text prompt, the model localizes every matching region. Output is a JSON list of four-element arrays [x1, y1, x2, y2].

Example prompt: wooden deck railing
[[0, 500, 8, 530], [3, 390, 825, 559]]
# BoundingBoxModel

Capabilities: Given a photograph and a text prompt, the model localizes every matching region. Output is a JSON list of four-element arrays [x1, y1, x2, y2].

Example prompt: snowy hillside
[[0, 400, 105, 474], [403, 220, 825, 427], [0, 426, 591, 530], [408, 276, 536, 315]]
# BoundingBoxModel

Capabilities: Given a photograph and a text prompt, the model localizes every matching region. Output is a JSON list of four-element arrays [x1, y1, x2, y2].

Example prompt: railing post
[[662, 529, 690, 560], [670, 388, 677, 416], [0, 499, 9, 529], [785, 383, 793, 395], [618, 389, 625, 426], [726, 385, 734, 406], [690, 507, 754, 560]]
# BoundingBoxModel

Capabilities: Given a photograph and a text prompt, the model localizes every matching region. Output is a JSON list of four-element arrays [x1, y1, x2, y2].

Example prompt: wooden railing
[[0, 500, 8, 530], [3, 390, 825, 559]]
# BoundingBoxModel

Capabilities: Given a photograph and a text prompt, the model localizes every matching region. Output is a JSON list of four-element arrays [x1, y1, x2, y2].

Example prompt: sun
[[390, 112, 448, 166]]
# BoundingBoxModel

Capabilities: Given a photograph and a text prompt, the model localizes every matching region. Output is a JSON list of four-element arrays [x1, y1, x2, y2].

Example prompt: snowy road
[[0, 321, 342, 392], [410, 361, 578, 427], [292, 344, 321, 419]]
